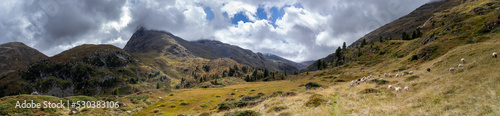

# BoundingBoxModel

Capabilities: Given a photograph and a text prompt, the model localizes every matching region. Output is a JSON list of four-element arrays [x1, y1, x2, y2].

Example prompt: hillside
[[302, 0, 481, 72], [0, 42, 47, 75], [265, 54, 308, 70], [352, 0, 463, 45], [124, 28, 297, 89], [0, 44, 173, 97], [124, 28, 300, 73], [0, 0, 499, 115], [134, 0, 500, 115]]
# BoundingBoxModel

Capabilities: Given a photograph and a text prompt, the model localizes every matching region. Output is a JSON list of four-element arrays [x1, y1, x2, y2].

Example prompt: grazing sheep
[[388, 85, 393, 89], [404, 86, 409, 91], [409, 71, 413, 74], [384, 73, 387, 77], [461, 58, 465, 63], [458, 64, 464, 68], [449, 68, 456, 73], [350, 81, 355, 86], [402, 73, 405, 76], [395, 87, 402, 92], [493, 52, 497, 58], [395, 74, 399, 77]]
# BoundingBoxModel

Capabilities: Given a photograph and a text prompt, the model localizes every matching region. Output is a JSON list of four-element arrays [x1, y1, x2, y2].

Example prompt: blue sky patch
[[204, 7, 214, 20], [293, 3, 303, 9], [227, 3, 303, 27], [130, 0, 139, 5], [270, 6, 287, 27], [231, 12, 251, 25], [256, 6, 267, 20]]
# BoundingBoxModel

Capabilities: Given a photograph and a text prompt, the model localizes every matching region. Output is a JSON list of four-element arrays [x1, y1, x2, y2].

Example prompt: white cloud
[[220, 1, 257, 19], [0, 0, 431, 62]]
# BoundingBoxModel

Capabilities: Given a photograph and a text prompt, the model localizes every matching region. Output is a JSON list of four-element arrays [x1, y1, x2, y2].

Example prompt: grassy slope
[[131, 33, 499, 116], [0, 90, 168, 115], [133, 0, 500, 115]]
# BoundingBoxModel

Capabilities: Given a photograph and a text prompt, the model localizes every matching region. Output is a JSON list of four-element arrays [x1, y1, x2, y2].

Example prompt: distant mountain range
[[0, 28, 303, 97], [124, 28, 303, 73]]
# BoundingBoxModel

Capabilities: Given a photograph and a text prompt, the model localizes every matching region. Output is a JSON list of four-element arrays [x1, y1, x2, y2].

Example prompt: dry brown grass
[[131, 32, 500, 116]]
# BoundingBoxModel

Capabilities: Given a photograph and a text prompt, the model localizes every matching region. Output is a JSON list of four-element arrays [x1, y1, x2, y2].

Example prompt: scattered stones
[[259, 104, 266, 111], [118, 103, 127, 107], [152, 109, 159, 113], [126, 111, 132, 114], [68, 111, 77, 115], [71, 107, 80, 111], [31, 91, 39, 95], [281, 91, 297, 97], [224, 111, 232, 116]]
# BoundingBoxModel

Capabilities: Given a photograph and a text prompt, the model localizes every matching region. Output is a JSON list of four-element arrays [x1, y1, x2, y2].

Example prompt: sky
[[0, 0, 432, 62]]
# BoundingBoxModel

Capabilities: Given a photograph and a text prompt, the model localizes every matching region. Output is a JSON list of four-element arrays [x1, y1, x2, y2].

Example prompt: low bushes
[[359, 88, 381, 94], [406, 76, 420, 81], [305, 94, 326, 107], [369, 79, 389, 85], [217, 101, 247, 111], [267, 106, 288, 113], [305, 82, 323, 90], [231, 110, 260, 116]]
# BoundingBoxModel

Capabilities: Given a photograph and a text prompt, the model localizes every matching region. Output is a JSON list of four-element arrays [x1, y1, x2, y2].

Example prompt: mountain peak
[[124, 28, 301, 73], [0, 42, 47, 74], [124, 29, 194, 57]]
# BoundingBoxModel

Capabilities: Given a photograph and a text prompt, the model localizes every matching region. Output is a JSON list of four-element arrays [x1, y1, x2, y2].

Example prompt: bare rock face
[[45, 85, 75, 97]]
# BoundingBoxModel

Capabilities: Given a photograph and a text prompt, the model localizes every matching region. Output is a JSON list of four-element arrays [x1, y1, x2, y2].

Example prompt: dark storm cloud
[[0, 0, 126, 54]]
